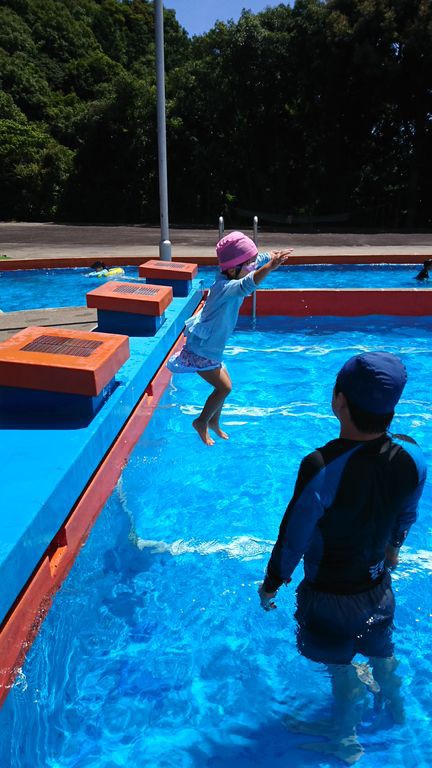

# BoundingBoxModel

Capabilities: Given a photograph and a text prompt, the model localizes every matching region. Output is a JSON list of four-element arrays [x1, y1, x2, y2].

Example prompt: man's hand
[[258, 583, 277, 611], [385, 543, 400, 569]]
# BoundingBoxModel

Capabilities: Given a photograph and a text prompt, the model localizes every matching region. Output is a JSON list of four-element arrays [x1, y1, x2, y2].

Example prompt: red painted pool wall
[[240, 289, 432, 316]]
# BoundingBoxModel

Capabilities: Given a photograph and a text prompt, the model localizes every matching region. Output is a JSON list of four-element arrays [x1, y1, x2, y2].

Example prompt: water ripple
[[134, 535, 274, 561]]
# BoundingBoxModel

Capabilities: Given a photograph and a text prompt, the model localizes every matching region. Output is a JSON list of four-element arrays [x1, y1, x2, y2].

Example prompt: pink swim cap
[[216, 231, 258, 271]]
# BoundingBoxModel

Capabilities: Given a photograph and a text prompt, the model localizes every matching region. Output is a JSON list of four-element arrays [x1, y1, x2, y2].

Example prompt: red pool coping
[[0, 256, 209, 270], [0, 253, 431, 270], [0, 320, 197, 707]]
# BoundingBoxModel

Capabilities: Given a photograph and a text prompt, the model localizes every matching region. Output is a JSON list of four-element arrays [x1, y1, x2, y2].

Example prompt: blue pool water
[[0, 266, 139, 312], [0, 264, 430, 312], [0, 316, 431, 767]]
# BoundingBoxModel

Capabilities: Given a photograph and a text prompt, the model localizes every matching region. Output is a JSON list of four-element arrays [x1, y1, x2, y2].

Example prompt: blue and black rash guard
[[263, 433, 427, 595]]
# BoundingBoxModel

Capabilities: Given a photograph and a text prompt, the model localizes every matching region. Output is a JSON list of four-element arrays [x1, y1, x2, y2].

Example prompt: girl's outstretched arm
[[253, 250, 293, 286]]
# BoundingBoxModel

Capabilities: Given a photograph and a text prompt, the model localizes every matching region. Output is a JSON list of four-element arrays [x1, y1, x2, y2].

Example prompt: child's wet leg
[[208, 405, 229, 440], [194, 368, 232, 445]]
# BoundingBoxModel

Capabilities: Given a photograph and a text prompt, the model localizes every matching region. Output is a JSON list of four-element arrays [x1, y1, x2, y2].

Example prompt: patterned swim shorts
[[166, 346, 221, 373]]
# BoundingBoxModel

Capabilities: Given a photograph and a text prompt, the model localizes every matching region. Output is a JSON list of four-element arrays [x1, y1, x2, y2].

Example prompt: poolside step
[[86, 280, 173, 335], [0, 325, 129, 420], [138, 260, 198, 297]]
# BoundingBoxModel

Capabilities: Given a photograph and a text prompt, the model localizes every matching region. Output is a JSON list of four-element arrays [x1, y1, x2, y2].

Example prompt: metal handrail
[[252, 216, 258, 321]]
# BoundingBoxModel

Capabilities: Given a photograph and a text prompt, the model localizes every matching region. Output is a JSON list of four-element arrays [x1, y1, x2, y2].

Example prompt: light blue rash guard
[[185, 253, 271, 362]]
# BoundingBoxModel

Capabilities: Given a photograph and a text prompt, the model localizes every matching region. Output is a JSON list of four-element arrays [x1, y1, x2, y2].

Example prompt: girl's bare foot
[[209, 419, 229, 440], [193, 418, 215, 445]]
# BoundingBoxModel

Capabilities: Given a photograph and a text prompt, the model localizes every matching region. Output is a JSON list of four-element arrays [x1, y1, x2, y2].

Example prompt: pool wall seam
[[0, 328, 189, 708]]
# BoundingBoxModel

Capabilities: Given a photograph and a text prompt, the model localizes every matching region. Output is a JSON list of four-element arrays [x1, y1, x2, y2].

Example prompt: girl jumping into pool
[[167, 231, 292, 445]]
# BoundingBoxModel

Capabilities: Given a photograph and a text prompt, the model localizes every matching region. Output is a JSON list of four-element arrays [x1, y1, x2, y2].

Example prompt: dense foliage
[[0, 0, 431, 226]]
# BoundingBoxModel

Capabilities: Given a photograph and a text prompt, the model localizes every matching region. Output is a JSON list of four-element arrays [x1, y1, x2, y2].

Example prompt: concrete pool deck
[[1, 223, 432, 264], [0, 306, 97, 342]]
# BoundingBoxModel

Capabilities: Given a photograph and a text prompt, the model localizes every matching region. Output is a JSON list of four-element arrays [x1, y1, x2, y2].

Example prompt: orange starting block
[[86, 281, 173, 335], [138, 260, 198, 296], [0, 326, 130, 420]]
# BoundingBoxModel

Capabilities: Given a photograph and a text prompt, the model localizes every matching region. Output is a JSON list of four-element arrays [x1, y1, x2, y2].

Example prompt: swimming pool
[[0, 316, 430, 767], [0, 264, 430, 312]]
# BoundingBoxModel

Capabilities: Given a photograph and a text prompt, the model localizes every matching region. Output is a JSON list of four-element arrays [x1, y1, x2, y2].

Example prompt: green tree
[[0, 119, 74, 218], [59, 74, 157, 222], [0, 0, 430, 225]]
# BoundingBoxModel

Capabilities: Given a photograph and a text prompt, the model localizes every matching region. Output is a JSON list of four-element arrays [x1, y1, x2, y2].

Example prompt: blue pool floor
[[0, 316, 431, 768]]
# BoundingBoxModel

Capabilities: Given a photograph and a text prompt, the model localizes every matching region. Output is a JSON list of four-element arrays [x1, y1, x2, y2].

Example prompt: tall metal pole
[[155, 0, 171, 260]]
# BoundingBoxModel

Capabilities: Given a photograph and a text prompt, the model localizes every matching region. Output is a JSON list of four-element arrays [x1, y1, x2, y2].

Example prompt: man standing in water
[[258, 352, 426, 764]]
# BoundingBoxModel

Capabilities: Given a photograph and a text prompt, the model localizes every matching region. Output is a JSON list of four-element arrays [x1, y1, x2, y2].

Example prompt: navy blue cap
[[336, 352, 407, 414]]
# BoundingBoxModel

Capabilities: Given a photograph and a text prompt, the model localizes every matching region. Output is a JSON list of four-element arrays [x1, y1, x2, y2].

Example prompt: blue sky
[[163, 1, 283, 37]]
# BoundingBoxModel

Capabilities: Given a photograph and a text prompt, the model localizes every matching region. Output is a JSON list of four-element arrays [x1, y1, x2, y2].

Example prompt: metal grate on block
[[21, 335, 103, 358], [113, 285, 160, 296], [150, 262, 187, 269]]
